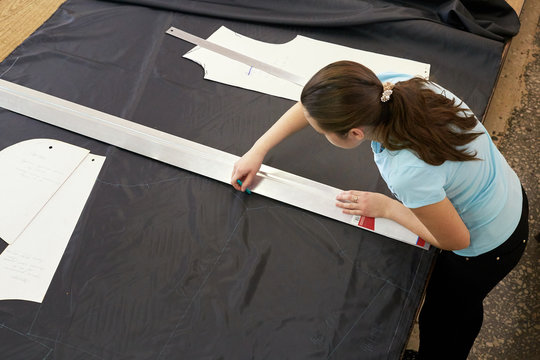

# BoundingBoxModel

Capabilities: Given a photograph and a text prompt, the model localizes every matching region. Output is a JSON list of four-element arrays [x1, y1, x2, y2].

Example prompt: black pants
[[418, 189, 529, 360]]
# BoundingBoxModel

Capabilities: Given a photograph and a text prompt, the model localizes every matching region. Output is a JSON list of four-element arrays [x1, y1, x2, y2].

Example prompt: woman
[[230, 61, 528, 359]]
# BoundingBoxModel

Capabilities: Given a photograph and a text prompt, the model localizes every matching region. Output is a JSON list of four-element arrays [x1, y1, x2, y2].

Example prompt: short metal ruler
[[165, 27, 307, 86], [0, 79, 428, 249]]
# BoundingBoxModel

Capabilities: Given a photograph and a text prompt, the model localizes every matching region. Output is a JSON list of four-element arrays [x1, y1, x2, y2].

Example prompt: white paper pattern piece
[[0, 139, 105, 302], [183, 26, 431, 100], [0, 139, 90, 244]]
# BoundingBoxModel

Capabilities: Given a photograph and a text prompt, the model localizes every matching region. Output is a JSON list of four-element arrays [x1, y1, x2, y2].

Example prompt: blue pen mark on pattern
[[248, 66, 253, 75]]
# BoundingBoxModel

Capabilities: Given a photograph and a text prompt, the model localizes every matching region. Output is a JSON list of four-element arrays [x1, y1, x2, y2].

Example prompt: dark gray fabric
[[108, 0, 519, 41], [0, 0, 518, 358]]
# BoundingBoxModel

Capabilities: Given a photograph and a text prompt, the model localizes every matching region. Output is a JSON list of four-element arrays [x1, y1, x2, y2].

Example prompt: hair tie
[[380, 82, 394, 102]]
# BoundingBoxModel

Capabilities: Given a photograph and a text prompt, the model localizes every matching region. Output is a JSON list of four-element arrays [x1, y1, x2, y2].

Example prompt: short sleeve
[[387, 165, 446, 208], [376, 72, 414, 84]]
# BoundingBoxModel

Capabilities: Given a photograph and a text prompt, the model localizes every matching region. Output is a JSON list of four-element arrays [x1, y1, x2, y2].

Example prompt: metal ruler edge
[[0, 79, 427, 249]]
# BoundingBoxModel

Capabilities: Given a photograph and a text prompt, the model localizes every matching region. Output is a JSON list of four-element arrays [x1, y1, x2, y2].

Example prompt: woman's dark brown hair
[[300, 61, 482, 165]]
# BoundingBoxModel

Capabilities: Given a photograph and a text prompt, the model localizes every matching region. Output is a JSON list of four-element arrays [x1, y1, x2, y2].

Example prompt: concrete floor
[[471, 1, 540, 358]]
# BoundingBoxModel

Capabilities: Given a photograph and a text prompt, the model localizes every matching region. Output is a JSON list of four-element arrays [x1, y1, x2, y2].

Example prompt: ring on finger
[[352, 195, 358, 203]]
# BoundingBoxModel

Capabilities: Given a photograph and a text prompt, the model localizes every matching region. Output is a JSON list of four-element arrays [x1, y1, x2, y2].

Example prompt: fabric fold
[[106, 0, 519, 41]]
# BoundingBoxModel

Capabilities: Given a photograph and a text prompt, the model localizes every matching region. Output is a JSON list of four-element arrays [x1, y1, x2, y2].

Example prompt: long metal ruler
[[0, 79, 428, 249], [166, 27, 307, 86]]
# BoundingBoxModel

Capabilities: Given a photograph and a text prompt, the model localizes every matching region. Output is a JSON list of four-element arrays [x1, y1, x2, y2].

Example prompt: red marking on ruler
[[357, 216, 375, 231]]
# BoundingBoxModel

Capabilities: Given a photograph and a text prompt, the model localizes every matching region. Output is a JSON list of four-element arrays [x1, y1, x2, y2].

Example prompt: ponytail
[[301, 61, 482, 166], [376, 78, 481, 165]]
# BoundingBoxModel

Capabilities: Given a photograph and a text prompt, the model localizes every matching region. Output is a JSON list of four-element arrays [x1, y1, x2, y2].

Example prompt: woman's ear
[[348, 127, 365, 140]]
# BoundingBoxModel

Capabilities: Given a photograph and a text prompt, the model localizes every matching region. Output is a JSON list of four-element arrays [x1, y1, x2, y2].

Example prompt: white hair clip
[[380, 82, 394, 102]]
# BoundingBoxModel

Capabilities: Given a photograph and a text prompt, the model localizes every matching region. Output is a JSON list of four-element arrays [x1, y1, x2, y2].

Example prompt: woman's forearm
[[337, 191, 469, 250], [385, 199, 444, 249], [386, 198, 471, 250], [251, 102, 308, 156], [337, 191, 446, 249]]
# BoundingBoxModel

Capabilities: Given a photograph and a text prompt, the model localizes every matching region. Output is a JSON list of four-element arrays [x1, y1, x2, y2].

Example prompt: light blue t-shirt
[[373, 73, 522, 257]]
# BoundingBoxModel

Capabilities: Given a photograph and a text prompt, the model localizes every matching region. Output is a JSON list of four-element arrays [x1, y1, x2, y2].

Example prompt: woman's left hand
[[335, 191, 393, 218]]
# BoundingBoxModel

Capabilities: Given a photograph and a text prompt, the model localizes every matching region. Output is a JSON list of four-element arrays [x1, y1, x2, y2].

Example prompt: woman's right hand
[[231, 148, 265, 192], [230, 102, 308, 192]]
